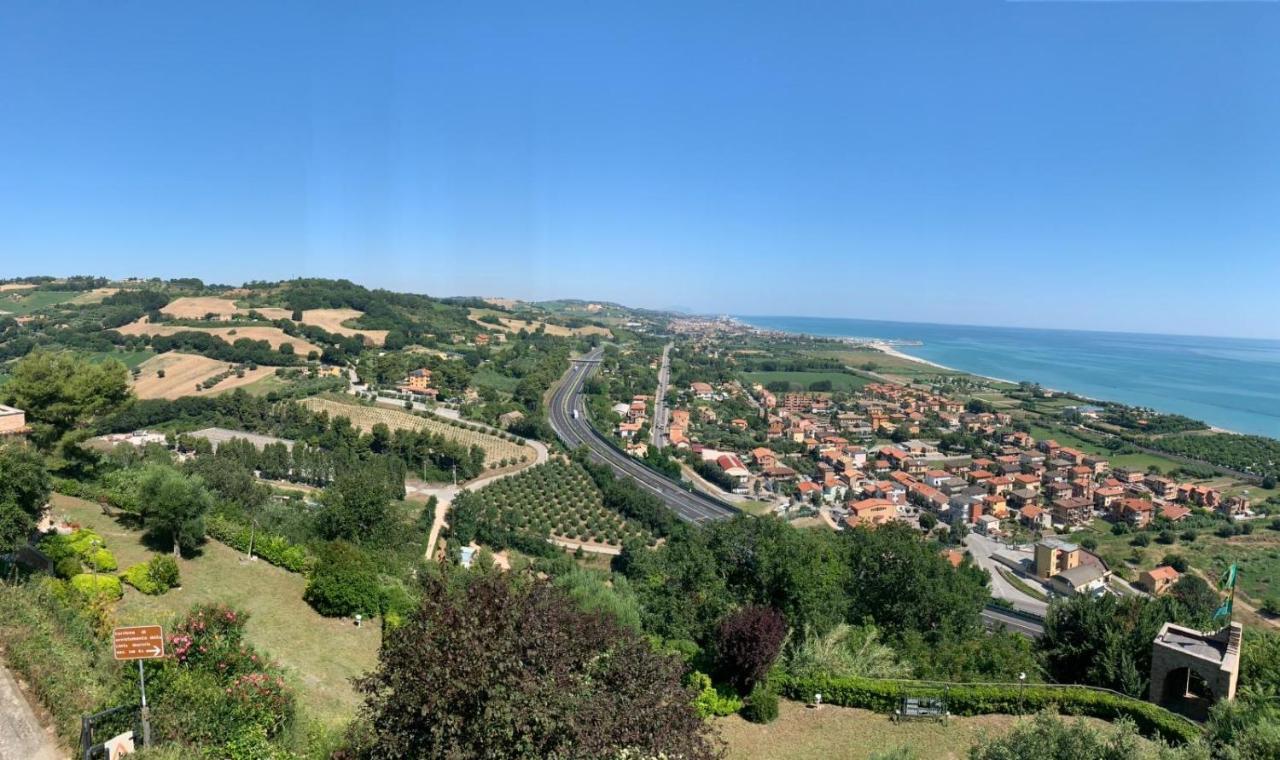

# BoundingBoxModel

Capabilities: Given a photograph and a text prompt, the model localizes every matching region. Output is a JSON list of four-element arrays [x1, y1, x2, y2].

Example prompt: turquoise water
[[737, 315, 1280, 439]]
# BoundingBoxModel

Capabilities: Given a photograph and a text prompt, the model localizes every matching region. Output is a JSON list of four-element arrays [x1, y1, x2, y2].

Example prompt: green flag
[[1213, 598, 1233, 621], [1220, 563, 1238, 591]]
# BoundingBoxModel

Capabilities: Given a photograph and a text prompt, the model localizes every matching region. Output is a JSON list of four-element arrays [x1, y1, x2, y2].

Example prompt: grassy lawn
[[716, 700, 1127, 759], [736, 499, 776, 516], [51, 494, 380, 726], [0, 289, 80, 315], [741, 370, 868, 393]]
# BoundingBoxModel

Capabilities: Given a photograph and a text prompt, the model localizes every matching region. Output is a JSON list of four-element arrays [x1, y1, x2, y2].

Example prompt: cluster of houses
[[613, 394, 654, 454], [661, 379, 1254, 552]]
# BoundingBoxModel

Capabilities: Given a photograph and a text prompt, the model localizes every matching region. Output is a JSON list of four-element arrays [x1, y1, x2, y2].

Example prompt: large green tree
[[1, 350, 131, 451], [0, 444, 52, 561], [139, 466, 212, 556], [317, 466, 393, 543], [353, 571, 720, 759]]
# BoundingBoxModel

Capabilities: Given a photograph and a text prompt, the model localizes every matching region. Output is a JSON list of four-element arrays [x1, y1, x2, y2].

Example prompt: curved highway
[[549, 347, 736, 524]]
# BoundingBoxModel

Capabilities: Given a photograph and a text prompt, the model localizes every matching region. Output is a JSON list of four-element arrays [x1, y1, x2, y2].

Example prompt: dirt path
[[0, 661, 62, 760], [413, 438, 550, 561]]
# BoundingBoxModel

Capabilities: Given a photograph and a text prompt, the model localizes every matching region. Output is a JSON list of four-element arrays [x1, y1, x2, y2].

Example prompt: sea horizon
[[735, 314, 1280, 439]]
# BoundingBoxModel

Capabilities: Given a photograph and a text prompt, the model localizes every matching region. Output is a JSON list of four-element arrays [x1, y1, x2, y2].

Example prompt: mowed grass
[[741, 370, 868, 393], [51, 494, 380, 726], [716, 700, 1128, 760]]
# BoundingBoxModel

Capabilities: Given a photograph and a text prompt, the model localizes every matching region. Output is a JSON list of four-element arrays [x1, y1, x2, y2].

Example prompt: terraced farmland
[[472, 460, 652, 547], [300, 396, 532, 467]]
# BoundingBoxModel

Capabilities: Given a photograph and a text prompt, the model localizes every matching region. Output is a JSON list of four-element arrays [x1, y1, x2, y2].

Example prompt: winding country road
[[548, 348, 735, 524]]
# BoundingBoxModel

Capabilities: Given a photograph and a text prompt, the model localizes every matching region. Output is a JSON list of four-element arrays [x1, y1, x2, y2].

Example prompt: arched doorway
[[1158, 666, 1214, 721]]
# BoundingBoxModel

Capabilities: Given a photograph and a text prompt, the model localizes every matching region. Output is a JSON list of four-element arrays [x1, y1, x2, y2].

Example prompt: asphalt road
[[651, 342, 672, 450], [981, 605, 1045, 638], [549, 348, 735, 524]]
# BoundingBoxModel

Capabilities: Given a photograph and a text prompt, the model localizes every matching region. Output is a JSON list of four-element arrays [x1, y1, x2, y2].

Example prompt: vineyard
[[300, 396, 532, 467], [468, 460, 653, 548]]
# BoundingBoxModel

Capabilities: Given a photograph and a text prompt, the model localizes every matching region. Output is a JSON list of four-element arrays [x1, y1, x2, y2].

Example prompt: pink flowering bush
[[154, 602, 297, 742], [226, 671, 295, 735]]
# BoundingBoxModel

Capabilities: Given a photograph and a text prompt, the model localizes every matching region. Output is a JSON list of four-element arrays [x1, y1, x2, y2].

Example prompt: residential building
[[846, 498, 896, 527], [0, 405, 29, 439], [1048, 563, 1111, 597], [1139, 566, 1181, 595], [1034, 537, 1081, 579]]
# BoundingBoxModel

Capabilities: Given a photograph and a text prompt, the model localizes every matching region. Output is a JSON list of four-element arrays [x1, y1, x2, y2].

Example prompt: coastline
[[735, 316, 1248, 436]]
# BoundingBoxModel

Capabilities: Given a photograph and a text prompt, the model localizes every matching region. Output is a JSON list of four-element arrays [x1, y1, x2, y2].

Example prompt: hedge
[[205, 515, 312, 574], [778, 675, 1201, 745], [70, 573, 124, 602]]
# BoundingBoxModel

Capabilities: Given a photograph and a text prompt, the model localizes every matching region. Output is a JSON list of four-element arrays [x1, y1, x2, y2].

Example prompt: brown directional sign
[[113, 625, 165, 661]]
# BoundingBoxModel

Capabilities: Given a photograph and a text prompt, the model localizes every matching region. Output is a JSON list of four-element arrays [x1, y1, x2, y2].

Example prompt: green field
[[471, 366, 520, 393], [1079, 517, 1280, 604], [0, 290, 80, 315], [1026, 424, 1187, 474], [85, 349, 155, 370], [742, 370, 868, 393], [52, 493, 379, 726]]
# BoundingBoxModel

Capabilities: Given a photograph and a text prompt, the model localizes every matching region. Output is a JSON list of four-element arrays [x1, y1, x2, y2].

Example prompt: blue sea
[[736, 315, 1280, 439]]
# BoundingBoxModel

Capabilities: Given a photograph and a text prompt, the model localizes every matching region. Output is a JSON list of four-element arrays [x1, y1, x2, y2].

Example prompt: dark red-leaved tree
[[714, 605, 787, 693], [352, 570, 723, 760]]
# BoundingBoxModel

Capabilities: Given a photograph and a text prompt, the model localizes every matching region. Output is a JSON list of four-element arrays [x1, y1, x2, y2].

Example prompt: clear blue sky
[[2, 2, 1278, 337]]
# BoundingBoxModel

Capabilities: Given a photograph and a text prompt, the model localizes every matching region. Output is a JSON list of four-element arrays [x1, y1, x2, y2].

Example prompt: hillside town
[[624, 373, 1257, 602]]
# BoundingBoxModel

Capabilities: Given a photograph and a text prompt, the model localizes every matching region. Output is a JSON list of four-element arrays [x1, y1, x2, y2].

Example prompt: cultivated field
[[130, 351, 275, 399], [301, 308, 388, 346], [468, 308, 612, 338], [159, 296, 244, 319], [116, 319, 323, 356], [473, 460, 651, 548], [0, 282, 36, 292], [69, 287, 120, 304], [300, 396, 534, 466]]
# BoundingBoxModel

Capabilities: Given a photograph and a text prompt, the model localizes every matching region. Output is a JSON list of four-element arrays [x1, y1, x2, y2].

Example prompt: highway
[[651, 342, 673, 450], [981, 604, 1045, 639], [549, 347, 736, 524]]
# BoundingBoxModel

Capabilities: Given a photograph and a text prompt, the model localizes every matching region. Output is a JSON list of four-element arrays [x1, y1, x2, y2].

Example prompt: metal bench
[[892, 695, 948, 724]]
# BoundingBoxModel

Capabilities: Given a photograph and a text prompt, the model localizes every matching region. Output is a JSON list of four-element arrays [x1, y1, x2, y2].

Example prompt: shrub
[[121, 563, 164, 594], [120, 555, 181, 595], [303, 541, 381, 617], [1131, 533, 1151, 547], [205, 514, 311, 573], [688, 671, 744, 718], [70, 573, 123, 601], [87, 548, 117, 572], [54, 556, 82, 579], [741, 683, 779, 724], [148, 554, 181, 589], [714, 605, 787, 693]]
